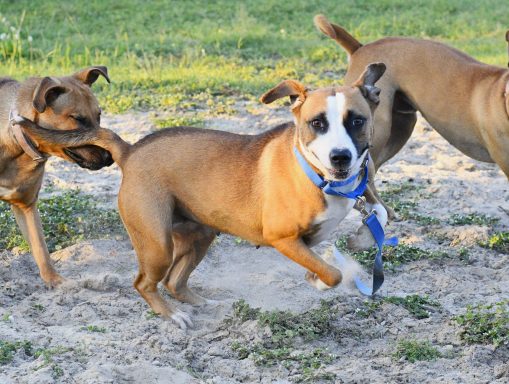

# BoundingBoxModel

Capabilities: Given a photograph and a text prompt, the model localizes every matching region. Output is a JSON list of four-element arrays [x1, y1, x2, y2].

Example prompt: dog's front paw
[[170, 310, 193, 330], [305, 271, 333, 291], [347, 225, 375, 251], [41, 272, 66, 289]]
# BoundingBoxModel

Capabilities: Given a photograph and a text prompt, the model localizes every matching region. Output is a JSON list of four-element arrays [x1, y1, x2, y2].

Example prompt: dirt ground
[[0, 103, 508, 383]]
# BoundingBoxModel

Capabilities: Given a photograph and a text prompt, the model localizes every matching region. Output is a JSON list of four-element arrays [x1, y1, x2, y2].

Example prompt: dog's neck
[[8, 109, 47, 163]]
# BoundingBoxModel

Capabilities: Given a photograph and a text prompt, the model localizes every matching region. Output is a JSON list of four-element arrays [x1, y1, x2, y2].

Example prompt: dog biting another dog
[[18, 63, 387, 328], [0, 67, 113, 287], [315, 15, 509, 250]]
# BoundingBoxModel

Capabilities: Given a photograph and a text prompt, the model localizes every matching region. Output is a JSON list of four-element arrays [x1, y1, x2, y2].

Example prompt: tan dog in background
[[19, 63, 387, 327], [0, 67, 112, 287], [315, 15, 509, 249]]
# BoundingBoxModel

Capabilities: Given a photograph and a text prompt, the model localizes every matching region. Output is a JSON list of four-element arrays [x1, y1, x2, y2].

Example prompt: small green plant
[[1, 313, 11, 322], [455, 300, 508, 347], [81, 325, 107, 333], [34, 346, 70, 379], [345, 243, 447, 270], [448, 213, 499, 226], [145, 310, 160, 320], [481, 232, 509, 254], [229, 300, 338, 381], [0, 340, 32, 365], [385, 295, 440, 319], [394, 340, 441, 363], [32, 304, 44, 311]]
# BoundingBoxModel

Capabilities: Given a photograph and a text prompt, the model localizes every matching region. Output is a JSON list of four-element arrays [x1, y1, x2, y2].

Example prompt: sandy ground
[[0, 104, 508, 383]]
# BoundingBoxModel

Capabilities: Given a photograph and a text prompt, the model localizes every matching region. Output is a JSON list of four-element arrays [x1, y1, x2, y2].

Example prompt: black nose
[[329, 148, 352, 167]]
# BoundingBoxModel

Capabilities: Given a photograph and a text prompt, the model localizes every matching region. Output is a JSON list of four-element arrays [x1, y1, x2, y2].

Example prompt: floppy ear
[[260, 80, 307, 109], [353, 63, 386, 105], [73, 66, 110, 86], [32, 77, 68, 113]]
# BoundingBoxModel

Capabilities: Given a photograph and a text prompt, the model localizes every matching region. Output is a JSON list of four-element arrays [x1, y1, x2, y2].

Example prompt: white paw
[[171, 310, 193, 329], [305, 272, 333, 291]]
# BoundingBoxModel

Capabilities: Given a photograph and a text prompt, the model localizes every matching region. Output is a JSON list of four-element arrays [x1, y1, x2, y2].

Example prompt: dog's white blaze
[[307, 93, 357, 172]]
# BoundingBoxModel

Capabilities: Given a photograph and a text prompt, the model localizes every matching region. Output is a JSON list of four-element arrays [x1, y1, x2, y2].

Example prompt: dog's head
[[16, 66, 113, 170], [261, 63, 385, 180]]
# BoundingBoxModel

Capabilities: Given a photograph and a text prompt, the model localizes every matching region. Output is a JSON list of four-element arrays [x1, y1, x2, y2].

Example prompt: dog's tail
[[314, 14, 362, 55], [14, 118, 131, 168]]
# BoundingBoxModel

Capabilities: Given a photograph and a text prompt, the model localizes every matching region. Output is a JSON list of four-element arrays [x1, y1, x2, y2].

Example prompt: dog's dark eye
[[352, 118, 365, 128], [309, 118, 328, 133], [71, 115, 86, 123]]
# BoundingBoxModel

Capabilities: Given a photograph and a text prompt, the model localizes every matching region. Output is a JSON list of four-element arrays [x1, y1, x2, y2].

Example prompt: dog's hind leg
[[163, 221, 215, 305], [120, 194, 192, 329]]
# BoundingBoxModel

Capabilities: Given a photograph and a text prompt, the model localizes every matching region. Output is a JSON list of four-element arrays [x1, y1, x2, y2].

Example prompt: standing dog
[[314, 15, 509, 248], [19, 63, 387, 327], [0, 67, 113, 287]]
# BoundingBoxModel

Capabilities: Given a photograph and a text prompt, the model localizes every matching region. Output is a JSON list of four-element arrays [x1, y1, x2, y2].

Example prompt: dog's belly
[[304, 195, 355, 247]]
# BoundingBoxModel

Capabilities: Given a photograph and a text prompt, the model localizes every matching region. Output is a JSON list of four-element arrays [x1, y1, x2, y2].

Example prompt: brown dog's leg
[[271, 237, 342, 288], [163, 221, 215, 305], [11, 204, 64, 287]]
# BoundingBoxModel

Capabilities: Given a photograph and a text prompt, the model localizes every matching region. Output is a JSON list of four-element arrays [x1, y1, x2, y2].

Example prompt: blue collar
[[293, 146, 368, 199]]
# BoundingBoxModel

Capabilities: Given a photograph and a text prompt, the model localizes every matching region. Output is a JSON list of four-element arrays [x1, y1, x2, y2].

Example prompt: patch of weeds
[[32, 303, 44, 311], [480, 232, 509, 254], [0, 190, 124, 252], [145, 310, 160, 320], [151, 115, 204, 129], [0, 340, 33, 365], [380, 182, 439, 225], [229, 300, 338, 382], [34, 346, 70, 379], [385, 295, 440, 319], [346, 244, 448, 271], [355, 299, 382, 318], [394, 340, 442, 363], [1, 313, 11, 322], [448, 213, 499, 226], [455, 300, 509, 347], [81, 325, 107, 333], [356, 295, 440, 319]]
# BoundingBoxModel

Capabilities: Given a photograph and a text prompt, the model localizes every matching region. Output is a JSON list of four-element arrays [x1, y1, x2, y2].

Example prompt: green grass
[[481, 232, 509, 254], [80, 325, 107, 333], [1, 1, 508, 114], [229, 299, 338, 382], [151, 115, 205, 129], [0, 190, 124, 252], [394, 340, 442, 363], [455, 300, 509, 347], [0, 340, 32, 365], [339, 241, 448, 271], [448, 213, 499, 226], [356, 295, 440, 319]]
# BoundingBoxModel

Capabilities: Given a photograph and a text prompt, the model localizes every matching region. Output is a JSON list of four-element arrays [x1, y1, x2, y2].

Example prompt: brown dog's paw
[[305, 271, 333, 291], [170, 310, 193, 330], [346, 226, 376, 251], [42, 272, 66, 289]]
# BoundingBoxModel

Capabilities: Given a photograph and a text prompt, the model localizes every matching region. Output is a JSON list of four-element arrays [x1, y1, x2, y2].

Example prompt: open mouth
[[328, 168, 350, 180], [64, 146, 113, 170]]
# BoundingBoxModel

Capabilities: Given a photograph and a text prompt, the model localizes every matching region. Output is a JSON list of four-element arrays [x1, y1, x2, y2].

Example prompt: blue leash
[[293, 147, 398, 296]]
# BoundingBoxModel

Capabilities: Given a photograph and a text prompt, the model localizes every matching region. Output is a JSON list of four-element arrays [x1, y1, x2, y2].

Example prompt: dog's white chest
[[305, 194, 355, 246]]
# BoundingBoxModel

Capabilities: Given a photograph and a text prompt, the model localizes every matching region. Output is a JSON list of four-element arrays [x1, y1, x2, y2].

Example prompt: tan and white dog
[[315, 15, 509, 249], [18, 63, 387, 327]]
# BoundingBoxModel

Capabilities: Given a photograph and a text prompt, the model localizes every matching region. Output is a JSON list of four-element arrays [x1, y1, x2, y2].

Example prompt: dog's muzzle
[[64, 145, 113, 170]]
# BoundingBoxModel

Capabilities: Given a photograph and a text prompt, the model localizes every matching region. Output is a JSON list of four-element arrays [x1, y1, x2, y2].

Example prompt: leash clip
[[354, 196, 377, 224]]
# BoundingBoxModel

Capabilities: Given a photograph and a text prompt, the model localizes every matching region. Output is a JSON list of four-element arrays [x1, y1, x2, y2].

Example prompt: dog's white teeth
[[13, 115, 24, 123], [171, 310, 193, 329]]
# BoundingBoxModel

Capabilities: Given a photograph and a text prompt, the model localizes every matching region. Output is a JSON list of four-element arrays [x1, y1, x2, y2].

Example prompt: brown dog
[[0, 67, 113, 287], [314, 15, 509, 249], [20, 63, 387, 327]]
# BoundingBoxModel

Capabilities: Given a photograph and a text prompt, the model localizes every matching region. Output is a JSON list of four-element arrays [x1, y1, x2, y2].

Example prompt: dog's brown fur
[[315, 15, 509, 247], [20, 64, 386, 327], [0, 67, 112, 287]]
